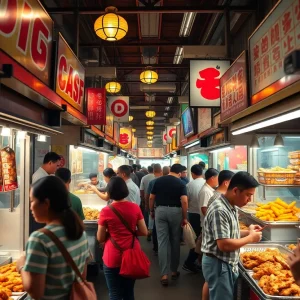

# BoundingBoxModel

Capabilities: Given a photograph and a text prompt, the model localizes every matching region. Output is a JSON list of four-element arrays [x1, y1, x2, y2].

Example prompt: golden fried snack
[[244, 260, 260, 269], [288, 244, 297, 251], [274, 255, 290, 270], [12, 284, 23, 292]]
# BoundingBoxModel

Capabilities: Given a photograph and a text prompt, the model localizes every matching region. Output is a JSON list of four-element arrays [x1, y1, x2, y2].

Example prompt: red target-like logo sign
[[111, 99, 128, 117], [163, 133, 167, 141], [168, 128, 176, 138]]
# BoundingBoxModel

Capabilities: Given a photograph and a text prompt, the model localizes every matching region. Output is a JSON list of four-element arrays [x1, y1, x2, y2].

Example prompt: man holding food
[[201, 171, 262, 300], [78, 172, 106, 191]]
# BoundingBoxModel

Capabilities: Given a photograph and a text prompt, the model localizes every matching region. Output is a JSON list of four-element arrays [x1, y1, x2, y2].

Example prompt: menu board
[[137, 148, 163, 158], [198, 108, 212, 134], [1, 147, 18, 192], [70, 148, 83, 174]]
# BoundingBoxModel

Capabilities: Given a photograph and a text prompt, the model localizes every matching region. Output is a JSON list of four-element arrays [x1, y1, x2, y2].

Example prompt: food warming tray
[[0, 256, 12, 266], [239, 244, 298, 300], [11, 293, 27, 300]]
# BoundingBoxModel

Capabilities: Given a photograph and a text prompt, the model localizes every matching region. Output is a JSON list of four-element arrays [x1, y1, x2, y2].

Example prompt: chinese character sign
[[166, 126, 176, 144], [137, 148, 163, 158], [249, 0, 300, 104], [119, 127, 132, 149], [108, 96, 129, 122], [190, 60, 230, 107], [220, 51, 248, 121], [87, 88, 106, 125]]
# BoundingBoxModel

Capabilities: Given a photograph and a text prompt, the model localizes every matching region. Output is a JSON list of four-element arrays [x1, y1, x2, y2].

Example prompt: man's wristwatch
[[18, 266, 24, 274]]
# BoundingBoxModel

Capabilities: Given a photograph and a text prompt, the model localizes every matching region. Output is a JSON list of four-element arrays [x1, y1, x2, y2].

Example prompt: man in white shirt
[[117, 165, 141, 205], [182, 164, 206, 273], [32, 152, 61, 183]]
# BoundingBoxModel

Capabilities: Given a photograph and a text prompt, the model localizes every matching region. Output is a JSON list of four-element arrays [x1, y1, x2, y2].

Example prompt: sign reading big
[[56, 33, 85, 112], [0, 0, 53, 85]]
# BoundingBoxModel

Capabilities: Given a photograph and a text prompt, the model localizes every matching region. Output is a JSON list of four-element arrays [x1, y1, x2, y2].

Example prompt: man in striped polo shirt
[[201, 172, 262, 300]]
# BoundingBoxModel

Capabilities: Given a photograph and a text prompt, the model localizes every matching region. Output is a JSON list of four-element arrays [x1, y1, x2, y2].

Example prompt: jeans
[[103, 264, 136, 300], [184, 212, 201, 266], [202, 255, 239, 300], [155, 206, 182, 276]]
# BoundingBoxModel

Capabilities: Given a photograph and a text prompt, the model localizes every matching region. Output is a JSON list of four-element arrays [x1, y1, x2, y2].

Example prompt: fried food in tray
[[239, 221, 248, 230], [241, 249, 300, 296], [287, 244, 297, 251], [0, 262, 24, 297], [83, 207, 100, 220]]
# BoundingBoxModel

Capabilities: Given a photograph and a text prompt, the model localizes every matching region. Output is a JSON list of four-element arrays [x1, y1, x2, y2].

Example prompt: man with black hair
[[118, 165, 140, 205], [199, 161, 206, 174], [78, 173, 106, 191], [202, 172, 262, 300], [129, 166, 140, 186], [149, 164, 188, 286], [55, 168, 85, 220], [136, 164, 146, 184], [32, 152, 61, 183], [180, 166, 189, 185], [182, 164, 205, 273]]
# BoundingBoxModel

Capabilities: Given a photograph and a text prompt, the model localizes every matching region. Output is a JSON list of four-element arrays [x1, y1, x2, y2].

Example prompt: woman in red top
[[97, 176, 148, 300]]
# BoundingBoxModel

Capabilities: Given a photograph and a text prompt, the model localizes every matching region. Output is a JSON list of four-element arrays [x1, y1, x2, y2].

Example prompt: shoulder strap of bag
[[39, 228, 85, 282]]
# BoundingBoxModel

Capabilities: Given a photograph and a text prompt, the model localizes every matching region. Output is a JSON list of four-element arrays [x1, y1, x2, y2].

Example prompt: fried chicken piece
[[279, 284, 300, 296], [253, 262, 283, 280], [244, 260, 260, 269], [258, 275, 269, 289], [268, 274, 294, 295]]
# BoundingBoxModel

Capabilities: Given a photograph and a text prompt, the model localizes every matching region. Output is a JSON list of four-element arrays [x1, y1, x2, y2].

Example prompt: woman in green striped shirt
[[16, 176, 90, 300]]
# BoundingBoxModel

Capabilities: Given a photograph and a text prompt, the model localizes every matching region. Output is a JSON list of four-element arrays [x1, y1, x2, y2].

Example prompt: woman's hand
[[88, 184, 97, 192], [16, 255, 26, 272]]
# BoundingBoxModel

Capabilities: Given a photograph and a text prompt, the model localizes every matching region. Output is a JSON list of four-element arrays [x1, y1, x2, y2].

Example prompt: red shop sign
[[0, 0, 53, 86], [87, 88, 106, 125], [1, 147, 18, 192], [249, 0, 300, 105], [220, 51, 249, 121]]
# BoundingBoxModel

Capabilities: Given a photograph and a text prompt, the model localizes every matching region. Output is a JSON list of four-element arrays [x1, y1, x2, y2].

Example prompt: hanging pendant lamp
[[105, 81, 121, 93]]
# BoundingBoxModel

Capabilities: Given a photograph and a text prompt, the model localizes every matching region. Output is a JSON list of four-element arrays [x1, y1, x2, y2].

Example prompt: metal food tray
[[250, 214, 300, 226], [11, 292, 27, 300], [239, 244, 298, 300], [0, 256, 12, 266]]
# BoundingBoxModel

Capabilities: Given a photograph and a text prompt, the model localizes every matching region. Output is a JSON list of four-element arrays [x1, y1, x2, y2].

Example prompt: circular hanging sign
[[168, 128, 176, 138], [111, 99, 129, 118]]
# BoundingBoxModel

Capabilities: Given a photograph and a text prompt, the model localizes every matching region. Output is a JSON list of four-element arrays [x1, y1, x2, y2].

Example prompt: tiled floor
[[90, 238, 205, 299]]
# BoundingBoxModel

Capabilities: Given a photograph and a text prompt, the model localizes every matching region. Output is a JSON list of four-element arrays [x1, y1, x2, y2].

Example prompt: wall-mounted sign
[[249, 0, 300, 105], [207, 130, 226, 147], [137, 148, 163, 158], [119, 127, 132, 149], [82, 131, 98, 147], [0, 0, 53, 85], [108, 96, 129, 122], [132, 136, 137, 151], [56, 33, 85, 112], [162, 130, 167, 146], [87, 88, 106, 125], [70, 146, 83, 174], [1, 147, 18, 192], [190, 60, 230, 107], [166, 126, 176, 144], [198, 108, 212, 134], [220, 51, 249, 121], [105, 105, 114, 138]]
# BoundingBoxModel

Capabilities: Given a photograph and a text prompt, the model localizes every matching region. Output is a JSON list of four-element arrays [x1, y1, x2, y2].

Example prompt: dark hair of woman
[[103, 168, 117, 178], [106, 176, 129, 201], [31, 176, 84, 240]]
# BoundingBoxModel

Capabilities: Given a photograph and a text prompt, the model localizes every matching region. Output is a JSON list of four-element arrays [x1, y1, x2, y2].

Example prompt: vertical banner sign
[[56, 33, 85, 112], [105, 105, 114, 138], [132, 136, 138, 150], [0, 0, 53, 85], [220, 51, 249, 121], [108, 96, 129, 122], [87, 88, 106, 125], [163, 130, 167, 146], [249, 0, 300, 105], [1, 147, 18, 192], [166, 126, 176, 144], [189, 60, 230, 107], [113, 122, 120, 145], [119, 128, 132, 149]]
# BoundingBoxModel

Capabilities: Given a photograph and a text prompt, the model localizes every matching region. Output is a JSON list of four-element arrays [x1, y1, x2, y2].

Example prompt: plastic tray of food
[[0, 256, 12, 266], [239, 244, 300, 299]]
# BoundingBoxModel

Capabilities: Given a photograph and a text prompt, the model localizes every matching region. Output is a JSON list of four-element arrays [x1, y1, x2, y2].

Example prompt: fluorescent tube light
[[185, 140, 200, 149], [232, 109, 300, 135], [167, 97, 174, 104], [165, 106, 170, 111], [285, 136, 300, 139], [210, 146, 232, 153], [173, 47, 183, 64], [37, 134, 47, 142], [1, 127, 11, 136], [260, 148, 279, 153], [164, 113, 168, 116], [179, 12, 197, 37]]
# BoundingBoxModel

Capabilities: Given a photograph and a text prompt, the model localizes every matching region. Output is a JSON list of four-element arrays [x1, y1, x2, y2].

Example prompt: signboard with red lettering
[[87, 88, 106, 125], [0, 0, 53, 85], [1, 147, 18, 192], [56, 33, 85, 112], [249, 0, 300, 105], [189, 60, 230, 107], [108, 96, 129, 122], [220, 51, 249, 121], [166, 126, 176, 144], [119, 127, 132, 149]]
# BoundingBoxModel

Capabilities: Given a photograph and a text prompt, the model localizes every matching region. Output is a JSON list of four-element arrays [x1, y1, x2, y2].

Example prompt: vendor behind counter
[[78, 173, 106, 191]]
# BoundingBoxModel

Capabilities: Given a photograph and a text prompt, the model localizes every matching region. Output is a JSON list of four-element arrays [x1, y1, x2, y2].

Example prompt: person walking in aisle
[[97, 176, 148, 300], [130, 166, 140, 186], [201, 172, 262, 300], [182, 164, 205, 273], [17, 176, 90, 300], [32, 152, 61, 183], [149, 164, 188, 286], [118, 165, 141, 205], [55, 168, 85, 220], [180, 166, 189, 185], [162, 166, 170, 176]]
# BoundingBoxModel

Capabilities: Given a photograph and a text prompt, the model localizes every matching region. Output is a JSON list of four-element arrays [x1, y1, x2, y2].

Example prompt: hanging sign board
[[108, 96, 129, 122], [56, 33, 85, 112], [0, 0, 53, 85], [137, 148, 163, 158], [189, 60, 230, 107], [119, 127, 132, 149], [162, 130, 167, 146], [87, 88, 106, 125], [166, 126, 176, 144], [105, 105, 114, 138], [1, 147, 18, 192], [249, 0, 300, 105], [220, 51, 249, 121]]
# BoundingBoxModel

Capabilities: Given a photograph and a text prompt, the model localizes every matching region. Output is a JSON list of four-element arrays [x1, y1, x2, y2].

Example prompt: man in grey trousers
[[149, 164, 188, 286]]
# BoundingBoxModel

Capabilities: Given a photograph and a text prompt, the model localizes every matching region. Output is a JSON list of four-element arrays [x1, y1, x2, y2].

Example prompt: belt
[[205, 253, 217, 259], [157, 204, 181, 208]]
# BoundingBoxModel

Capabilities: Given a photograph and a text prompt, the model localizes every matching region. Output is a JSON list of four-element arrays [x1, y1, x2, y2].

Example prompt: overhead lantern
[[147, 131, 154, 135], [140, 68, 158, 84], [94, 6, 128, 41], [147, 136, 153, 140], [132, 128, 136, 133], [129, 116, 134, 122], [146, 126, 154, 130], [105, 81, 121, 93], [145, 110, 156, 118], [146, 120, 154, 126]]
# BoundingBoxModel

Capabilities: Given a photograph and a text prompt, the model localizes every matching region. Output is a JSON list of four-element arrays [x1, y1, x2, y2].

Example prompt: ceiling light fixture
[[147, 136, 153, 140], [147, 131, 154, 135], [129, 116, 134, 122], [131, 128, 136, 133], [94, 6, 128, 41], [210, 146, 232, 153], [274, 133, 284, 147], [146, 120, 154, 126], [179, 12, 197, 37], [37, 134, 47, 142], [146, 126, 154, 130], [164, 113, 168, 117], [145, 110, 156, 118], [232, 109, 300, 135], [184, 140, 199, 149], [167, 97, 174, 104], [173, 46, 183, 64], [105, 81, 121, 93], [140, 68, 158, 84], [250, 135, 260, 149], [165, 106, 170, 111], [1, 127, 11, 137], [17, 131, 27, 139]]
